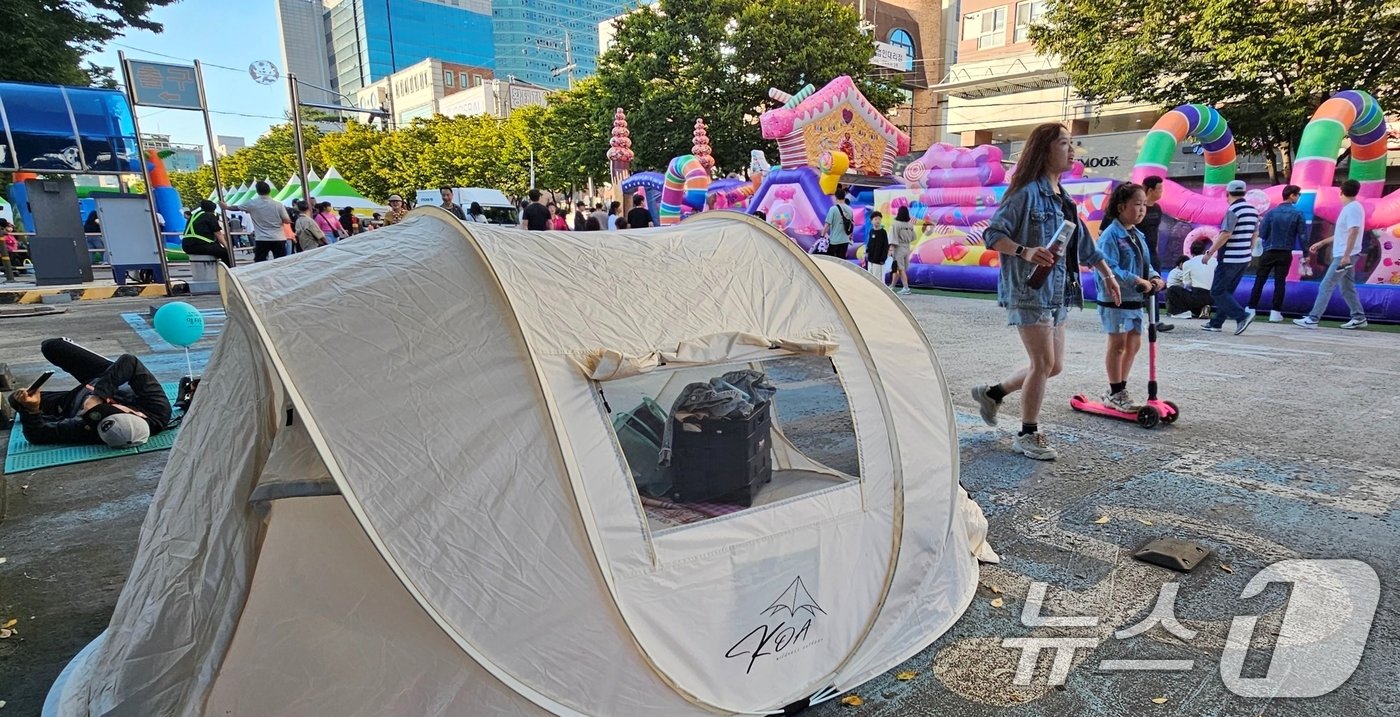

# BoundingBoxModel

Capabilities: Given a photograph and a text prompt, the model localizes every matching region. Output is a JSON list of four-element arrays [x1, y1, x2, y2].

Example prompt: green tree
[[0, 0, 178, 86], [540, 0, 905, 181], [217, 122, 326, 188], [318, 120, 392, 201], [1032, 0, 1400, 178], [169, 165, 215, 207]]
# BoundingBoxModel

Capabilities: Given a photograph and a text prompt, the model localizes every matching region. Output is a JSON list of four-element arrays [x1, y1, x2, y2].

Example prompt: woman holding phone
[[970, 123, 1122, 461]]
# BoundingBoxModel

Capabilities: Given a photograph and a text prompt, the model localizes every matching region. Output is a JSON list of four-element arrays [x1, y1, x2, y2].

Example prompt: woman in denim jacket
[[1096, 183, 1165, 413], [970, 123, 1122, 461]]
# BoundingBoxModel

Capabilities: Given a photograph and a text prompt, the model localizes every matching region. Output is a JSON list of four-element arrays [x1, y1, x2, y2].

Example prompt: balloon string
[[184, 347, 194, 380]]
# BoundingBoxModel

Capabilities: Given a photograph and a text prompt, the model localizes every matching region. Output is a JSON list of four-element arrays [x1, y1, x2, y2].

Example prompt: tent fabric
[[49, 210, 988, 716]]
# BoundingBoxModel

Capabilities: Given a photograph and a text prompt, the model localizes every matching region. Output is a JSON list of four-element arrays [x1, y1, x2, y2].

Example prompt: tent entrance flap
[[603, 354, 860, 532]]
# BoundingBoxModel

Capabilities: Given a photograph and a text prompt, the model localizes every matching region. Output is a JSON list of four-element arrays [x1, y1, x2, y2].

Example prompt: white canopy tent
[[46, 211, 992, 716]]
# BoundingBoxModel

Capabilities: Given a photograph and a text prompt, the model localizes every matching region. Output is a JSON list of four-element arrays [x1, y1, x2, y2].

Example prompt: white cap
[[98, 413, 150, 448]]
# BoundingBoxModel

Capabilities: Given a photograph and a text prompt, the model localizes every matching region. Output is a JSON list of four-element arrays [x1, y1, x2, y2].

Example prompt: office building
[[276, 0, 338, 106], [354, 57, 495, 126], [493, 0, 628, 89], [438, 78, 551, 119], [142, 134, 205, 172], [325, 0, 496, 96], [216, 136, 246, 157], [931, 0, 1276, 180]]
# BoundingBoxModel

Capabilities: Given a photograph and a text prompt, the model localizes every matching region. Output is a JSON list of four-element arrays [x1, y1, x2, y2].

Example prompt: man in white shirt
[[1294, 179, 1368, 330], [222, 180, 290, 262], [1167, 238, 1215, 318]]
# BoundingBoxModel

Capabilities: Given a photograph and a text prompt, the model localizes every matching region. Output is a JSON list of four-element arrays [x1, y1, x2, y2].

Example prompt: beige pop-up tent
[[46, 210, 993, 716]]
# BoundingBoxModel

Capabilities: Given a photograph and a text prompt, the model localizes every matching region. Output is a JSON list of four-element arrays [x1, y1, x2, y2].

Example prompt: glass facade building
[[491, 0, 628, 88], [326, 0, 495, 95]]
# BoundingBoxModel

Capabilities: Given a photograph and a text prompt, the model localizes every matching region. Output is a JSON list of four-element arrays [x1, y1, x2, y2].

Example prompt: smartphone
[[27, 370, 54, 393]]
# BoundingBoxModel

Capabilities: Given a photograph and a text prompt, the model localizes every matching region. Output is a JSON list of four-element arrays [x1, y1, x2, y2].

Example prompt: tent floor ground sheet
[[2, 292, 1398, 716]]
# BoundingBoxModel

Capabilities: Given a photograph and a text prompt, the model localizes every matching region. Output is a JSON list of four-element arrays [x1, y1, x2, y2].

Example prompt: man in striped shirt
[[1201, 180, 1259, 335]]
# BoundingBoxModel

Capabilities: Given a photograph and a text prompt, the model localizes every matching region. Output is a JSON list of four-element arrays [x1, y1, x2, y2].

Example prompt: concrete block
[[39, 293, 73, 304]]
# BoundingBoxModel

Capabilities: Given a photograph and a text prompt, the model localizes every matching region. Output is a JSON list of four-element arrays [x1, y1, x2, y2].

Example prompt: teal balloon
[[153, 302, 205, 347]]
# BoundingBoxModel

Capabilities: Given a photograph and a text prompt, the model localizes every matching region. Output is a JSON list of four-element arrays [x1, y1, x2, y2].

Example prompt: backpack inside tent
[[46, 210, 995, 716]]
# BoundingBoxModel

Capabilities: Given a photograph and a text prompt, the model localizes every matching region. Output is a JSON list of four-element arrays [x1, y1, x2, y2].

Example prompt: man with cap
[[1200, 179, 1260, 335], [8, 338, 172, 448], [384, 195, 409, 225]]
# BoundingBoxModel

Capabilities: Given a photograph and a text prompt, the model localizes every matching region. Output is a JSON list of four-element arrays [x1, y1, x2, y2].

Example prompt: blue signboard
[[125, 60, 203, 111], [0, 82, 142, 174]]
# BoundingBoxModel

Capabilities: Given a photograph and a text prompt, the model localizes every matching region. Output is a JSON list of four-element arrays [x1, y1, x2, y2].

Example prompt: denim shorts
[[1099, 306, 1144, 334], [1007, 305, 1069, 327]]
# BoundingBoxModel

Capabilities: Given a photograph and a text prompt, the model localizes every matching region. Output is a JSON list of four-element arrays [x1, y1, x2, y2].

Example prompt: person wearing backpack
[[822, 187, 854, 260]]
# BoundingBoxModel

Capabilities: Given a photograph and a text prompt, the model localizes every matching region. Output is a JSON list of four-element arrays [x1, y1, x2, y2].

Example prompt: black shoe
[[1156, 322, 1175, 333]]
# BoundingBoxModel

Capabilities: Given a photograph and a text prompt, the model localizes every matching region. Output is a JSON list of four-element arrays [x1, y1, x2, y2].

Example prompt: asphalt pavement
[[1, 290, 1396, 716]]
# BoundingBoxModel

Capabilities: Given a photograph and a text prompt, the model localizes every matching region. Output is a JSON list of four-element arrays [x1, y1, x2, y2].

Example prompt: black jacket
[[20, 354, 172, 445]]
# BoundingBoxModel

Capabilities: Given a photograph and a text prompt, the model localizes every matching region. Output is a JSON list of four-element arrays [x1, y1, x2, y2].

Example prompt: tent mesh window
[[603, 355, 859, 531]]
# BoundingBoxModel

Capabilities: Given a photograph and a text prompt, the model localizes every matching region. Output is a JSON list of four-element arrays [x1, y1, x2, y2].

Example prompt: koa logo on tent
[[725, 576, 826, 675]]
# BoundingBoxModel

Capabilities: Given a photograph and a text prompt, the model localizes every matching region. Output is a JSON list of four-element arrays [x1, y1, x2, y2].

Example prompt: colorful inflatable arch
[[1131, 104, 1238, 225], [1293, 90, 1400, 227], [659, 154, 710, 226]]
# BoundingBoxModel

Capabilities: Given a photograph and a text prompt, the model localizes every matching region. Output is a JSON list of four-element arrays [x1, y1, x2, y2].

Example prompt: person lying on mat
[[7, 338, 172, 448]]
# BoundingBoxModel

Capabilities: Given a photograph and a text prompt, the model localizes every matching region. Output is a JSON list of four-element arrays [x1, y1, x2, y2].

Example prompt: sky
[[87, 1, 289, 153]]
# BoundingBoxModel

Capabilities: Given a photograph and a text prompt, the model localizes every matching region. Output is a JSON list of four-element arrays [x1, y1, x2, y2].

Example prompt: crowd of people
[[966, 122, 1376, 463], [518, 189, 649, 231]]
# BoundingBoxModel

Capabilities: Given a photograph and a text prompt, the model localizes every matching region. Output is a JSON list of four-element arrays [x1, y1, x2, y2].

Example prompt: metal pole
[[529, 147, 536, 189], [194, 60, 235, 268], [119, 51, 173, 296], [289, 73, 311, 210]]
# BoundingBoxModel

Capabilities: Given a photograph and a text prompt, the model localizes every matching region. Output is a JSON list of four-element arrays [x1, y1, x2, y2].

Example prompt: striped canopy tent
[[277, 170, 321, 206], [308, 167, 386, 213]]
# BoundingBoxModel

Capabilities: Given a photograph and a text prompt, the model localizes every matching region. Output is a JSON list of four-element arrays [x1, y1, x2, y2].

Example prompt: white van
[[414, 187, 518, 225]]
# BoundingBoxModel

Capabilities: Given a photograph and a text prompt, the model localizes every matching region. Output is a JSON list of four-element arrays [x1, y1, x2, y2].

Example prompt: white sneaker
[[1012, 432, 1057, 461], [898, 287, 912, 295], [1340, 318, 1368, 330], [1292, 317, 1319, 329], [1170, 311, 1193, 319], [1104, 390, 1140, 413], [1234, 308, 1256, 335], [1268, 310, 1284, 322], [970, 384, 1000, 426]]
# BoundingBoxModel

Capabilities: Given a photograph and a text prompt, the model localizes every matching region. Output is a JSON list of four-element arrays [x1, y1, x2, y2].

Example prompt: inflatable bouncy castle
[[748, 76, 911, 254]]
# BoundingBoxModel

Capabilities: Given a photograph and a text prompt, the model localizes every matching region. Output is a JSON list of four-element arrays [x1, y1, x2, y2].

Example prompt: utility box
[[24, 178, 93, 285]]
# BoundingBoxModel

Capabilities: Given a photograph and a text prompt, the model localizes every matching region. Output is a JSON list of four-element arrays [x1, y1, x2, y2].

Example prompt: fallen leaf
[[1033, 514, 1046, 521], [0, 628, 10, 639], [0, 557, 6, 565], [990, 597, 1005, 609], [1, 619, 14, 629], [988, 585, 1003, 594], [1219, 564, 1234, 574], [896, 671, 918, 681], [1, 699, 8, 708], [19, 485, 27, 491], [1137, 519, 1154, 526], [841, 695, 864, 707], [1152, 697, 1168, 704], [1094, 515, 1110, 524]]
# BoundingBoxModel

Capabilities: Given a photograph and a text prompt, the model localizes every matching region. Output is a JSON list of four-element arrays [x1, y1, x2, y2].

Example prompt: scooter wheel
[[1136, 406, 1161, 429], [1161, 400, 1180, 424]]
